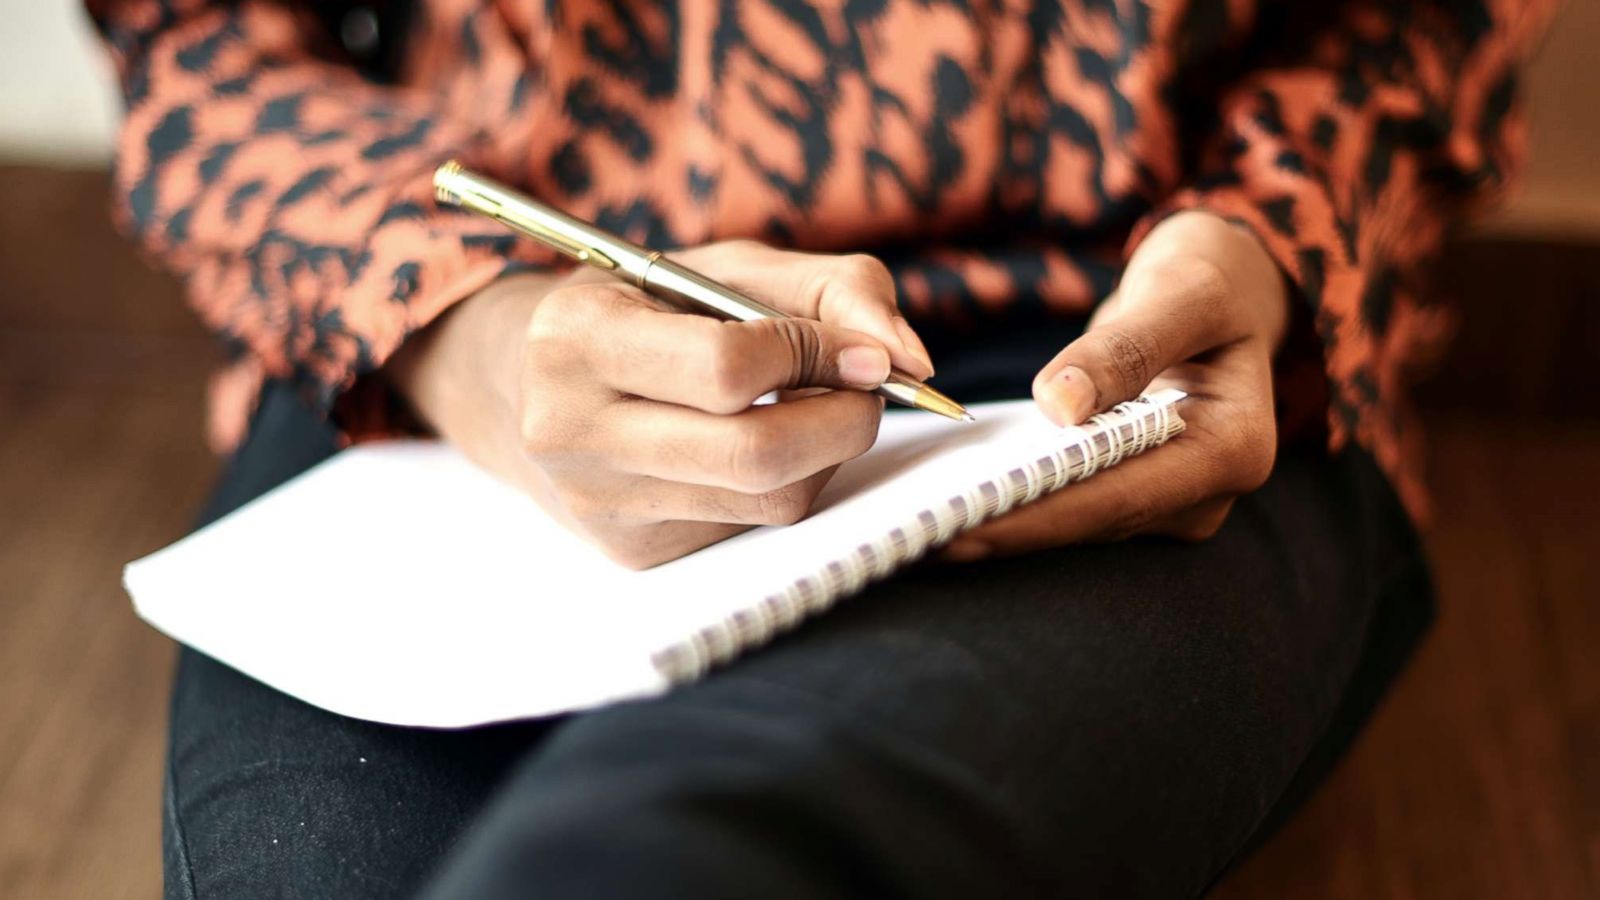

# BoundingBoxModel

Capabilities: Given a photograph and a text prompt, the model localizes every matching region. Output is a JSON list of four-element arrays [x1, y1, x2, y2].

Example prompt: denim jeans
[[161, 373, 1432, 899]]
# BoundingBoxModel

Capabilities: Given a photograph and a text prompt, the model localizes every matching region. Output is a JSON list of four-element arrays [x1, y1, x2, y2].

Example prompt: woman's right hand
[[387, 240, 935, 569]]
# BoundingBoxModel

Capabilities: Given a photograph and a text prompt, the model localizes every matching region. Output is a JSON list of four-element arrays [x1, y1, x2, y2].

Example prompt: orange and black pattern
[[85, 0, 1555, 515]]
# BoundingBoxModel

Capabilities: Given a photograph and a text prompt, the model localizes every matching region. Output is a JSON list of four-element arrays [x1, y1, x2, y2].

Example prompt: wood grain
[[0, 380, 216, 900], [0, 166, 218, 900], [1211, 417, 1600, 899], [1419, 239, 1600, 421]]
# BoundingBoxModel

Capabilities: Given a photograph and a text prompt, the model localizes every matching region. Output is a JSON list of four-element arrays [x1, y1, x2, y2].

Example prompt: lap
[[163, 650, 554, 899], [167, 383, 1432, 899], [421, 445, 1428, 899], [165, 386, 557, 899]]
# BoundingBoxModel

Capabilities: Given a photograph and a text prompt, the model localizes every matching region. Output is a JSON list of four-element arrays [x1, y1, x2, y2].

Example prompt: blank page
[[125, 394, 1181, 727]]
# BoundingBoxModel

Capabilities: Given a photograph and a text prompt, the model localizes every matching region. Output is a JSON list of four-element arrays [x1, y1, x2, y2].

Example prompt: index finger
[[565, 286, 895, 413], [675, 242, 935, 380]]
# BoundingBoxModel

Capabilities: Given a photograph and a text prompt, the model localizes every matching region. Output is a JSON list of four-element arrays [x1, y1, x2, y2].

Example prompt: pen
[[433, 161, 972, 422]]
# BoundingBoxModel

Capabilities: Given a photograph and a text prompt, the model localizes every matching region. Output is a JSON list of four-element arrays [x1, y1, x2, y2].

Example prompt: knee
[[522, 696, 896, 826], [429, 694, 1046, 898]]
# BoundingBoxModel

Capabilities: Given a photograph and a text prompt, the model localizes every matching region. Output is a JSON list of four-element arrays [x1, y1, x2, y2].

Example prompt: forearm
[[87, 0, 550, 415], [386, 273, 563, 441]]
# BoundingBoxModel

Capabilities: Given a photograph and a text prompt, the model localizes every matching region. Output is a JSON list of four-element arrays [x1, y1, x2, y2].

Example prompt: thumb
[[1033, 279, 1230, 425], [1033, 322, 1163, 426], [737, 316, 893, 394]]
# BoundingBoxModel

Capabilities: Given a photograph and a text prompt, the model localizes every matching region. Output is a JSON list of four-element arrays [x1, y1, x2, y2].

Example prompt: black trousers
[[163, 373, 1432, 899]]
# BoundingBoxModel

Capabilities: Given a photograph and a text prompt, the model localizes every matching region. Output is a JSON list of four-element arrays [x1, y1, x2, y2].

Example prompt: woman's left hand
[[944, 211, 1290, 561]]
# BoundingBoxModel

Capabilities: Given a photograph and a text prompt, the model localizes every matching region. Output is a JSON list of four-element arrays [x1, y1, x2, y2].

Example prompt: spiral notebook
[[123, 390, 1185, 727]]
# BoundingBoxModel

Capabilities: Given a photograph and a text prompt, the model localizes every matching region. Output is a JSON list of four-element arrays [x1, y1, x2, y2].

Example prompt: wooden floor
[[1, 166, 1596, 898], [0, 380, 212, 900], [0, 166, 221, 898], [1217, 416, 1600, 900]]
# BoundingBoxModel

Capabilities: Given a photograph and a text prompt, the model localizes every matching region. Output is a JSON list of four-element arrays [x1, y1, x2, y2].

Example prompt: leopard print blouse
[[85, 0, 1556, 518]]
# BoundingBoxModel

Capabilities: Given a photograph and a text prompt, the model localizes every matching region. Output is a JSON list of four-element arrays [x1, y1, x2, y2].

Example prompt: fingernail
[[892, 317, 935, 378], [1057, 366, 1097, 424], [839, 345, 891, 387], [942, 538, 990, 563]]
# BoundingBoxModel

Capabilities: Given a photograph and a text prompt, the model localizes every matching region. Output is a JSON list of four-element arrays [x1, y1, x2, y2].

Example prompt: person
[[85, 0, 1552, 896]]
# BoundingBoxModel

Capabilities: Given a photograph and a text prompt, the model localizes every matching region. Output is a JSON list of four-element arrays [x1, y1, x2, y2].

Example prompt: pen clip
[[435, 162, 617, 270], [513, 216, 619, 269]]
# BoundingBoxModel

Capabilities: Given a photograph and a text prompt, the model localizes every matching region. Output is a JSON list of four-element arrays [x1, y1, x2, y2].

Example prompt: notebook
[[123, 390, 1185, 728]]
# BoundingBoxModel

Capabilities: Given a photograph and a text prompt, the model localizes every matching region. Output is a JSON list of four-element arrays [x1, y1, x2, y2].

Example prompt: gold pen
[[433, 161, 972, 422]]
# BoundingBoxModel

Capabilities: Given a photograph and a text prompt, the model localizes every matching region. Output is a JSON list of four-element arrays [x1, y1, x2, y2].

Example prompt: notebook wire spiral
[[651, 393, 1186, 683]]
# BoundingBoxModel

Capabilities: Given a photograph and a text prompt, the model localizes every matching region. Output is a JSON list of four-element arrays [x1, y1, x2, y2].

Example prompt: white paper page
[[125, 444, 668, 727], [125, 393, 1181, 727]]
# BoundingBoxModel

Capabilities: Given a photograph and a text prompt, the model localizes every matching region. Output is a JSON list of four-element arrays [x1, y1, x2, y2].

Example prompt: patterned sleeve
[[84, 0, 550, 449], [1131, 0, 1557, 515]]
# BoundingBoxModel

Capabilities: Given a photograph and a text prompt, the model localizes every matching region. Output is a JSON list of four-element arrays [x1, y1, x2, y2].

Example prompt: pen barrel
[[639, 256, 785, 322], [876, 374, 924, 408]]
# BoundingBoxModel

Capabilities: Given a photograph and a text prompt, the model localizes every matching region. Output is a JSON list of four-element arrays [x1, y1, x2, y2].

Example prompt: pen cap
[[434, 161, 641, 275]]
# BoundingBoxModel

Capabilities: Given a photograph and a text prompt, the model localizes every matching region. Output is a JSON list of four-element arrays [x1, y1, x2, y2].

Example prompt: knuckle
[[766, 319, 822, 387], [1093, 489, 1157, 541], [1101, 505, 1148, 542], [524, 288, 608, 367], [806, 254, 897, 323], [517, 398, 562, 458], [838, 252, 894, 287], [599, 532, 669, 571], [728, 422, 790, 492], [1174, 502, 1233, 542], [1145, 253, 1232, 300], [1132, 254, 1234, 324], [754, 483, 811, 525], [557, 490, 611, 526], [833, 253, 898, 310], [607, 548, 657, 571], [840, 393, 884, 458], [1238, 452, 1275, 494], [1099, 326, 1159, 396], [522, 298, 566, 354], [1227, 417, 1277, 493], [1178, 254, 1234, 303], [527, 288, 581, 336]]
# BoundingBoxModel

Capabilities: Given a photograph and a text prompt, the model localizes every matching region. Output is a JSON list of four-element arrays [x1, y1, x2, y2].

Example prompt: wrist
[[387, 271, 562, 431], [472, 272, 562, 386]]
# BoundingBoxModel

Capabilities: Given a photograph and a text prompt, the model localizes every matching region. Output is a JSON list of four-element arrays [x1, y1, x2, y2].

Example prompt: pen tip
[[906, 383, 970, 422], [961, 413, 976, 422]]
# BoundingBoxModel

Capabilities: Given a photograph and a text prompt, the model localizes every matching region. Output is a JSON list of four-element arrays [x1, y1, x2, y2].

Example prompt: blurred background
[[1, 2, 1595, 898]]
